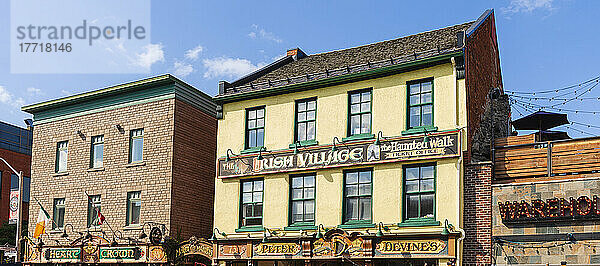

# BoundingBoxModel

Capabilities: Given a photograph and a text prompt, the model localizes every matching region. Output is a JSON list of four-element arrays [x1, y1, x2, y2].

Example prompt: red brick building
[[0, 121, 32, 225], [21, 75, 217, 264]]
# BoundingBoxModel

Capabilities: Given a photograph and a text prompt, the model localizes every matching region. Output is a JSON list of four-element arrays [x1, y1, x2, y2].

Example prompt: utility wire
[[506, 75, 600, 95]]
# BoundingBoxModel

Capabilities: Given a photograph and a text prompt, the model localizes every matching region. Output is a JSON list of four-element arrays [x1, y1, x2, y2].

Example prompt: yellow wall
[[214, 62, 467, 236]]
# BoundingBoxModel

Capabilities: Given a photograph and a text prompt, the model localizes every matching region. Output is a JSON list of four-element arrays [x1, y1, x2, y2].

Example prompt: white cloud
[[0, 86, 25, 109], [173, 61, 194, 77], [184, 45, 204, 61], [61, 90, 72, 96], [133, 43, 165, 70], [502, 0, 554, 14], [248, 24, 283, 43], [202, 57, 263, 79], [26, 87, 43, 96]]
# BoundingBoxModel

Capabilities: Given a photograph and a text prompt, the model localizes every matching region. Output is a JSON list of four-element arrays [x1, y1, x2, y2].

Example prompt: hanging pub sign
[[499, 195, 600, 224], [218, 130, 459, 178]]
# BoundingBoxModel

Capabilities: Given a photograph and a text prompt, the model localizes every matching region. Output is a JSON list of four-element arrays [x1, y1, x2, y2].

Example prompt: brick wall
[[0, 148, 31, 223], [29, 99, 176, 243], [171, 99, 217, 240], [465, 11, 503, 163], [492, 177, 600, 265], [463, 162, 493, 266]]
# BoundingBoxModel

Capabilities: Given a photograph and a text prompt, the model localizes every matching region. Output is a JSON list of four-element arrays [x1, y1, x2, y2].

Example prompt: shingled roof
[[218, 21, 474, 98]]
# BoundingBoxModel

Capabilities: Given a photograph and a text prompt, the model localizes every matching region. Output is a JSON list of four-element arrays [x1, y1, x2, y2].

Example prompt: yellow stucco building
[[212, 10, 503, 266]]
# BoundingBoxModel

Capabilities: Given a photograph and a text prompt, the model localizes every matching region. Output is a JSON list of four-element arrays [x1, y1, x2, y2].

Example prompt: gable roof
[[217, 21, 473, 99]]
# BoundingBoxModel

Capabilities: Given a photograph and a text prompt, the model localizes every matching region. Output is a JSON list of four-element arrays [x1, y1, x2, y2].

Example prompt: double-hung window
[[408, 79, 433, 129], [87, 195, 101, 227], [290, 174, 315, 225], [126, 191, 141, 225], [53, 198, 65, 230], [246, 107, 265, 149], [241, 179, 263, 227], [404, 164, 435, 221], [129, 129, 144, 163], [348, 89, 372, 136], [56, 141, 68, 173], [90, 135, 104, 168], [295, 98, 316, 143], [343, 169, 372, 224]]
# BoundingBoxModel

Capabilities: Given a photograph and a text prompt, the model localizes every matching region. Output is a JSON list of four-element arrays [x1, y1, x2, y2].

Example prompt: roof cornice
[[215, 51, 463, 104]]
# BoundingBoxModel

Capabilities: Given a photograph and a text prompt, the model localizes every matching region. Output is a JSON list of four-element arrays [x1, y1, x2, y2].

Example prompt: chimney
[[286, 48, 307, 61]]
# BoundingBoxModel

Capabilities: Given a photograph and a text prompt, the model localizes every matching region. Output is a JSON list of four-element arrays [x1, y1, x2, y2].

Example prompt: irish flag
[[33, 208, 50, 238]]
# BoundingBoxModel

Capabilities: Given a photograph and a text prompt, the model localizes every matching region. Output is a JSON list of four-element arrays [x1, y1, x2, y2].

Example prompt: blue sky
[[0, 0, 599, 137]]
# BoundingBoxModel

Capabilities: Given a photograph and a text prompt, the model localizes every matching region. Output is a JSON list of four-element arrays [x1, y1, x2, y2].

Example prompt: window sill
[[235, 226, 264, 232], [338, 222, 376, 229], [52, 172, 69, 177], [87, 167, 105, 172], [240, 146, 265, 155], [284, 223, 316, 231], [123, 225, 143, 230], [342, 133, 375, 142], [397, 219, 440, 227], [126, 161, 146, 168], [289, 140, 318, 149], [401, 126, 438, 136]]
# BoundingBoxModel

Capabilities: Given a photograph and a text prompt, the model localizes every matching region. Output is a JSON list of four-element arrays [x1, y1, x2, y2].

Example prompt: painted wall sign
[[176, 238, 213, 259], [312, 229, 365, 257], [253, 243, 301, 256], [218, 131, 459, 178], [99, 247, 145, 262], [218, 244, 247, 258], [44, 248, 81, 262], [375, 240, 447, 255], [499, 195, 600, 223]]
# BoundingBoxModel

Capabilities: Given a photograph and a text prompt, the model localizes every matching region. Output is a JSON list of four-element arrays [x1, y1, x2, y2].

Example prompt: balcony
[[494, 133, 600, 180]]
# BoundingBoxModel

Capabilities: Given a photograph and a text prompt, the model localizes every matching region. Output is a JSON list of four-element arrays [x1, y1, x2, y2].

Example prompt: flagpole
[[33, 197, 60, 229], [16, 171, 22, 262]]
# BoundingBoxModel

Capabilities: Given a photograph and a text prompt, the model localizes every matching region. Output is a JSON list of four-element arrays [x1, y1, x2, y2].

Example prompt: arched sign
[[175, 237, 213, 260]]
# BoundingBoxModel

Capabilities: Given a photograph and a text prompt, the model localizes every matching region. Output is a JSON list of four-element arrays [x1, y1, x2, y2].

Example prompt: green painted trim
[[245, 106, 266, 150], [342, 133, 375, 142], [337, 223, 376, 229], [284, 222, 317, 231], [341, 168, 373, 224], [287, 174, 317, 226], [401, 126, 439, 136], [214, 52, 462, 103], [401, 163, 437, 223], [346, 88, 373, 137], [406, 78, 435, 131], [293, 97, 318, 144], [240, 146, 264, 154], [289, 140, 318, 148], [397, 220, 440, 227], [235, 226, 264, 233]]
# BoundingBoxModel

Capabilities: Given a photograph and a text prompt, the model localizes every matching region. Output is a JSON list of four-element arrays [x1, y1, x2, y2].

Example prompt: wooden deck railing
[[494, 136, 600, 179]]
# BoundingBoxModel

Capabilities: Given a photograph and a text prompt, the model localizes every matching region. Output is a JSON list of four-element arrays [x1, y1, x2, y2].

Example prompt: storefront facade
[[210, 8, 510, 262]]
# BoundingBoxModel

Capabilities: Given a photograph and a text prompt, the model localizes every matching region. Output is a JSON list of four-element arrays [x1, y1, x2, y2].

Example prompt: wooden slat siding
[[494, 136, 600, 180], [494, 134, 536, 147]]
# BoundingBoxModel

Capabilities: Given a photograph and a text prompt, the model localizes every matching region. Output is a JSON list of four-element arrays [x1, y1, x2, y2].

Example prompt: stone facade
[[25, 76, 217, 246], [492, 176, 600, 265]]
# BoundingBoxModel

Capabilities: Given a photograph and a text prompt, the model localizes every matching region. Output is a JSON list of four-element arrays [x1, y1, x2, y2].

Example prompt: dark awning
[[512, 111, 569, 131]]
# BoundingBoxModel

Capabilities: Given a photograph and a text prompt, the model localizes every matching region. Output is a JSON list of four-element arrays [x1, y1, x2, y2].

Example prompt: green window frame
[[245, 107, 265, 149], [129, 129, 144, 163], [90, 135, 104, 168], [240, 179, 263, 227], [343, 168, 372, 224], [295, 98, 317, 143], [87, 195, 101, 228], [347, 89, 372, 137], [403, 164, 436, 222], [126, 191, 141, 225], [55, 141, 68, 173], [407, 78, 434, 129], [289, 174, 315, 226], [52, 198, 65, 230]]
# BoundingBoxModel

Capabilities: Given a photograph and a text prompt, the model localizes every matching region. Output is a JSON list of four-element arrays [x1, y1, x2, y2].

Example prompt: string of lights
[[509, 100, 599, 136], [511, 98, 600, 114], [505, 75, 600, 95], [506, 80, 599, 105]]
